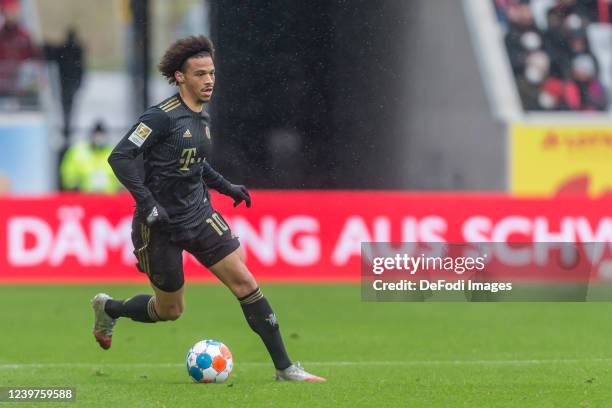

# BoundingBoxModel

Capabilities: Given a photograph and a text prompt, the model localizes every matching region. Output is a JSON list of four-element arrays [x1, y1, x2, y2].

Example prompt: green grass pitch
[[1, 284, 611, 407]]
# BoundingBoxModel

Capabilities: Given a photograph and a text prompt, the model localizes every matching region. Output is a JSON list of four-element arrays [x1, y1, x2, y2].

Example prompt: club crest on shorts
[[151, 273, 166, 287], [128, 122, 152, 147]]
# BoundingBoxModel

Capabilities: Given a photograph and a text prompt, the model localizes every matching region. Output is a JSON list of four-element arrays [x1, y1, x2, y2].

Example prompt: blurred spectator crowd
[[0, 0, 112, 193], [0, 0, 39, 110], [0, 0, 84, 124], [494, 0, 612, 112]]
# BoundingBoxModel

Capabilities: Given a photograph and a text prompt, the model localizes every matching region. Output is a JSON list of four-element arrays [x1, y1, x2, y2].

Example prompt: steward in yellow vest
[[60, 121, 122, 193]]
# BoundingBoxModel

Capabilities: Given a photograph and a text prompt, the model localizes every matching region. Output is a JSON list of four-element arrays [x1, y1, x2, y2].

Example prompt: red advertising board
[[1, 191, 612, 283]]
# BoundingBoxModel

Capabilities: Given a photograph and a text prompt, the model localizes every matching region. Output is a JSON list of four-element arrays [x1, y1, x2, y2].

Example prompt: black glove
[[222, 183, 251, 208], [145, 204, 170, 227], [140, 197, 170, 227]]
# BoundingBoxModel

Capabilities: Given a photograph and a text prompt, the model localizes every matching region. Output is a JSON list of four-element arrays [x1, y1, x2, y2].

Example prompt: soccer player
[[92, 35, 324, 382]]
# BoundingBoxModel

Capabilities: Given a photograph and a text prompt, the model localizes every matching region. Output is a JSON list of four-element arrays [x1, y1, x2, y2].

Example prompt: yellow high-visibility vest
[[60, 142, 122, 193]]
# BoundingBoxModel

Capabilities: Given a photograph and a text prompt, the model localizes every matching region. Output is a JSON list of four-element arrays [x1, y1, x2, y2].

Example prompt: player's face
[[182, 55, 215, 103]]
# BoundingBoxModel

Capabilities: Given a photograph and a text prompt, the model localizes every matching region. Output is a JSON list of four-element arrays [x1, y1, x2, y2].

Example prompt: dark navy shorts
[[131, 210, 240, 292]]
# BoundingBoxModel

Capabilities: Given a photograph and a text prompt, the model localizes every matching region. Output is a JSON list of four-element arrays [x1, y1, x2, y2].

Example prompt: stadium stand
[[0, 0, 41, 111], [494, 0, 612, 111]]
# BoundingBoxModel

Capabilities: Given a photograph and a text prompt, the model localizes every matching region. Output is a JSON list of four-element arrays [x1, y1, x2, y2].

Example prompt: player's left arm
[[201, 160, 251, 208]]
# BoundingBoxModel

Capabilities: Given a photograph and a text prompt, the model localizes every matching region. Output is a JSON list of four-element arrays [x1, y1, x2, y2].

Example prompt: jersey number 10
[[206, 213, 229, 236]]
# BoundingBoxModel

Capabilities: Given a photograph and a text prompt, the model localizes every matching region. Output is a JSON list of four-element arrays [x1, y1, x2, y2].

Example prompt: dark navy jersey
[[109, 93, 229, 241]]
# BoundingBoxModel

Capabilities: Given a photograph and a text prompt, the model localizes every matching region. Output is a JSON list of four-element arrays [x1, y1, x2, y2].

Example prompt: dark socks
[[239, 288, 292, 370], [104, 294, 160, 323]]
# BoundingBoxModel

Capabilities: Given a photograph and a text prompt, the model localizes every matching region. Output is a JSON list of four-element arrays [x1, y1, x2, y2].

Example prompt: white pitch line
[[1, 358, 612, 369]]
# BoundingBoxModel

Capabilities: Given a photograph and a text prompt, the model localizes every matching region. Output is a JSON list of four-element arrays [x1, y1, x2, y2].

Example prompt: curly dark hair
[[158, 35, 215, 85]]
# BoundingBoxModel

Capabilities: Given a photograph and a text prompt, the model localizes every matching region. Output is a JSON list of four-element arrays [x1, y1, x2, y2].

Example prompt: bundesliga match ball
[[186, 339, 233, 383]]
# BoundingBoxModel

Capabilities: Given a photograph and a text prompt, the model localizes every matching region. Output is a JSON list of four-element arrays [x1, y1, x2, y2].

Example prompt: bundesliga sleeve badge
[[128, 122, 153, 147]]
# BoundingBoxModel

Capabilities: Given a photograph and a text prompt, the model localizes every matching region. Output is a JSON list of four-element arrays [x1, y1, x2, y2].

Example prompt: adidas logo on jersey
[[183, 129, 192, 138]]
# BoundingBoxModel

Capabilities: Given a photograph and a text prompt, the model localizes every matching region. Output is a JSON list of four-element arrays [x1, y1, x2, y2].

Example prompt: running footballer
[[91, 35, 324, 382]]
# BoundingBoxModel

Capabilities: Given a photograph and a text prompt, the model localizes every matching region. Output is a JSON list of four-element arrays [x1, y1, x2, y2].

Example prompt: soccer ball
[[186, 339, 233, 383]]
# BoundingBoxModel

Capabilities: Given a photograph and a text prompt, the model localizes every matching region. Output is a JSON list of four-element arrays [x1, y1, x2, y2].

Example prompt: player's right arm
[[108, 108, 170, 224]]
